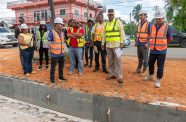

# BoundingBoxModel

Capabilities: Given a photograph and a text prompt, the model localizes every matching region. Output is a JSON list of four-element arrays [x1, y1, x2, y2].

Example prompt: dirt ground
[[0, 47, 186, 110]]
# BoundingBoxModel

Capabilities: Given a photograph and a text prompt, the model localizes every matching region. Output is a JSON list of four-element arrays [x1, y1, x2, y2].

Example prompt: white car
[[0, 27, 18, 47]]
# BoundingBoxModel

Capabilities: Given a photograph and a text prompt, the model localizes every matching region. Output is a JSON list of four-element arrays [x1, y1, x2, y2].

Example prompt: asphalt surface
[[123, 46, 186, 59]]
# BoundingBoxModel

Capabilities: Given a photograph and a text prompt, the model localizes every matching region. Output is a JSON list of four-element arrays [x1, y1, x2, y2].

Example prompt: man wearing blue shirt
[[48, 17, 67, 83], [143, 10, 173, 88]]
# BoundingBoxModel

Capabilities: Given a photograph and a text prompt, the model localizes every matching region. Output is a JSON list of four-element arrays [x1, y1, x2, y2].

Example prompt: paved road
[[0, 95, 91, 122], [123, 46, 186, 59]]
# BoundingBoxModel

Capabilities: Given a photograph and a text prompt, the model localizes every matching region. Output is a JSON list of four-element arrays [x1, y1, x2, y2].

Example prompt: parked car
[[0, 27, 18, 47], [124, 37, 131, 47], [169, 28, 186, 48]]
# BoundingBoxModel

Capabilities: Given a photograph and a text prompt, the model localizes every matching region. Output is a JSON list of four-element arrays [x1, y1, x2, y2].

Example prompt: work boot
[[84, 63, 88, 66], [93, 68, 99, 72], [134, 68, 141, 74], [118, 79, 123, 84], [155, 79, 161, 88], [141, 69, 148, 76], [46, 65, 50, 70], [143, 75, 154, 81], [106, 75, 116, 80], [58, 77, 68, 82], [89, 64, 92, 68], [37, 66, 42, 70], [103, 69, 109, 74]]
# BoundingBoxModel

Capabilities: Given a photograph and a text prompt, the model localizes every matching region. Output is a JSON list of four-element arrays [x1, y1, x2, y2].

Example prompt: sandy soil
[[0, 47, 186, 110]]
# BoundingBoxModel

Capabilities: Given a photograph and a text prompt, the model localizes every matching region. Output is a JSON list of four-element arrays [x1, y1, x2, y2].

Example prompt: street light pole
[[48, 0, 55, 28]]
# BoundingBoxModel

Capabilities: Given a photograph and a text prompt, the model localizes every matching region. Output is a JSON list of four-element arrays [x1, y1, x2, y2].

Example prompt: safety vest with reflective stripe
[[67, 28, 85, 47], [105, 18, 120, 43], [94, 22, 105, 41], [50, 29, 64, 55], [36, 31, 48, 48], [149, 23, 168, 51], [136, 21, 149, 42], [19, 33, 33, 49]]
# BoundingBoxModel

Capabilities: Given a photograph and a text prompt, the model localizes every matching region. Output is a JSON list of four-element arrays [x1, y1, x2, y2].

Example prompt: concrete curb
[[0, 75, 186, 122]]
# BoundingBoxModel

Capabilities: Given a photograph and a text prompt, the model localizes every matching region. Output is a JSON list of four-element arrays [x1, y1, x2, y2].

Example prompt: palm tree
[[132, 4, 142, 23], [164, 0, 180, 21]]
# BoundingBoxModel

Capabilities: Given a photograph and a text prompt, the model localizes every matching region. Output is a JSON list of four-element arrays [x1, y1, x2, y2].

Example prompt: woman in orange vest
[[143, 10, 173, 88], [48, 17, 67, 83], [18, 23, 36, 76]]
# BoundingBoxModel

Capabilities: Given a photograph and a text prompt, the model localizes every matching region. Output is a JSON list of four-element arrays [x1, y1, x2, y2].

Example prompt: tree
[[164, 0, 179, 21], [164, 0, 186, 32], [132, 4, 142, 23], [124, 21, 136, 36]]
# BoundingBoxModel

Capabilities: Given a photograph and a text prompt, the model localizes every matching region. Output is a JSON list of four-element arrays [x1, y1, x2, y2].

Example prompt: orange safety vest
[[94, 22, 105, 41], [50, 29, 64, 54], [136, 21, 149, 42], [149, 23, 168, 51]]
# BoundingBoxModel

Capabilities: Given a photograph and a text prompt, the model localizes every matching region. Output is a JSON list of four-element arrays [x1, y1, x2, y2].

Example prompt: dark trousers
[[20, 47, 34, 74], [94, 41, 107, 70], [50, 56, 65, 81], [137, 46, 149, 71], [39, 48, 49, 66], [149, 53, 166, 79], [85, 43, 93, 65]]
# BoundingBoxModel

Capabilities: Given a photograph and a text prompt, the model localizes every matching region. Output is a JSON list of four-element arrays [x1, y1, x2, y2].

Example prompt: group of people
[[16, 8, 172, 88]]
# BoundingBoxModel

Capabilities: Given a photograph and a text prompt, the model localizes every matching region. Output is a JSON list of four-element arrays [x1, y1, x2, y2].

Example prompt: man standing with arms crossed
[[102, 9, 125, 84]]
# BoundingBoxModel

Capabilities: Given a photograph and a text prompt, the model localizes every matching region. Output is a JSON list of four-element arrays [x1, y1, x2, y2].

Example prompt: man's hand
[[101, 44, 105, 50], [144, 43, 149, 49], [120, 43, 124, 49]]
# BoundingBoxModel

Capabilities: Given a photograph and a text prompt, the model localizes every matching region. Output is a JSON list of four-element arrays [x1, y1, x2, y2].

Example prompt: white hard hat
[[40, 21, 46, 25], [54, 17, 64, 24], [87, 18, 94, 23], [139, 10, 147, 15], [20, 23, 29, 29], [154, 10, 165, 18]]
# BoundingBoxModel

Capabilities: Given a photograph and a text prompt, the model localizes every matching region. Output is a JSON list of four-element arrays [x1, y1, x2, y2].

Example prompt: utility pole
[[130, 12, 132, 38], [48, 0, 55, 28], [87, 0, 90, 21]]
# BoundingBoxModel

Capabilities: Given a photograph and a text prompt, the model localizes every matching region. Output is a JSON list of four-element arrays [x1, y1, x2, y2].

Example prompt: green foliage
[[165, 0, 186, 32], [124, 21, 137, 35]]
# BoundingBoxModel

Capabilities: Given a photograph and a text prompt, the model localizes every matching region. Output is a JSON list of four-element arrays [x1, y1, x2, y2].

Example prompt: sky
[[1, 0, 166, 23]]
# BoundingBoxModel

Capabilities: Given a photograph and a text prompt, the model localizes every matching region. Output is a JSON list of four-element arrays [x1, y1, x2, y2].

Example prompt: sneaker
[[155, 79, 161, 88], [25, 73, 30, 76], [68, 71, 73, 75], [141, 69, 148, 76], [31, 71, 36, 74], [134, 68, 141, 74], [143, 75, 154, 81], [93, 69, 99, 72], [37, 66, 42, 70], [79, 72, 82, 76], [46, 65, 50, 70]]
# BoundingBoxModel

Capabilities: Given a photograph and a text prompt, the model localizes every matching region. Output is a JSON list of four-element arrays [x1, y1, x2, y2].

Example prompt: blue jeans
[[68, 46, 83, 72], [20, 47, 34, 74]]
